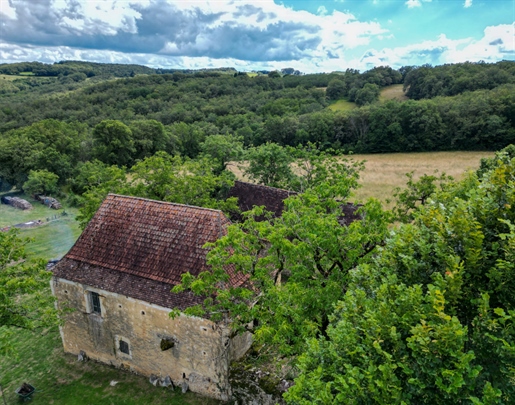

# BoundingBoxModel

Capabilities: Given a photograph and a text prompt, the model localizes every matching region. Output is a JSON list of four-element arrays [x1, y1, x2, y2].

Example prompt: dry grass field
[[229, 151, 494, 208], [350, 151, 494, 206], [379, 84, 409, 102]]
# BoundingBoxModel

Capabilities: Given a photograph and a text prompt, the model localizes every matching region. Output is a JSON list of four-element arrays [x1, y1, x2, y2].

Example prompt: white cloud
[[358, 23, 515, 69], [405, 0, 432, 8], [464, 0, 473, 8], [317, 6, 328, 16], [0, 0, 17, 19]]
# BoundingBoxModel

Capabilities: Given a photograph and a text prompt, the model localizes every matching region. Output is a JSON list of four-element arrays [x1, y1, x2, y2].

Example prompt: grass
[[0, 193, 81, 260], [0, 74, 25, 81], [0, 327, 220, 405], [379, 84, 408, 102], [349, 151, 494, 207], [19, 215, 82, 260], [229, 151, 495, 209], [327, 99, 357, 112]]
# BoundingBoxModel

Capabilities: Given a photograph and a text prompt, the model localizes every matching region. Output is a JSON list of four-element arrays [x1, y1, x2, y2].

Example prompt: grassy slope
[[327, 99, 356, 111], [0, 193, 81, 260], [0, 328, 220, 405], [327, 84, 407, 112], [379, 84, 408, 102]]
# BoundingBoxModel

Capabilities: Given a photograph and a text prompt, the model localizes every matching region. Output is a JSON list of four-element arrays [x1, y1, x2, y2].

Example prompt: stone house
[[227, 180, 297, 222], [51, 194, 251, 401]]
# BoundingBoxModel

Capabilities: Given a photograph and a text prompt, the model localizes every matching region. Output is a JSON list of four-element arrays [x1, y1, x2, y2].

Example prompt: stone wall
[[51, 277, 252, 401]]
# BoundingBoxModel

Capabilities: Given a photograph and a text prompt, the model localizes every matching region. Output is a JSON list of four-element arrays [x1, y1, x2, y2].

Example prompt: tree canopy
[[0, 230, 57, 356]]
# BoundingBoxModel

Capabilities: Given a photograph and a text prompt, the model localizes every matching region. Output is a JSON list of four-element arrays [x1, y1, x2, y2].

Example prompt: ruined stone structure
[[227, 180, 362, 225], [51, 194, 251, 401], [227, 180, 297, 221]]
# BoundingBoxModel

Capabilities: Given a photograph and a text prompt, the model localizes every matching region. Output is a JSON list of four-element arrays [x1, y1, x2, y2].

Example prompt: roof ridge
[[107, 193, 225, 215], [234, 180, 296, 194]]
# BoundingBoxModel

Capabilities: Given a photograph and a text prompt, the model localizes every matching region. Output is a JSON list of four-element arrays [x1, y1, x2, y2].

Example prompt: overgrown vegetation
[[2, 59, 515, 404], [179, 145, 515, 404]]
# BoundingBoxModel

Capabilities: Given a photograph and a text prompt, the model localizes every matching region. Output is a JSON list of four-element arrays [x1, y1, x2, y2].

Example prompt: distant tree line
[[1, 60, 515, 194]]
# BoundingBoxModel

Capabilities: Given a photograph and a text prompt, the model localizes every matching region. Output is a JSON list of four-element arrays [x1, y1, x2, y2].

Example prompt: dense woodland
[[2, 60, 515, 404]]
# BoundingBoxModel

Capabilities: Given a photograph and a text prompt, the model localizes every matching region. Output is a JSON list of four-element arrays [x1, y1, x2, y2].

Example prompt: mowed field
[[230, 151, 495, 208], [0, 193, 82, 260], [350, 151, 494, 206]]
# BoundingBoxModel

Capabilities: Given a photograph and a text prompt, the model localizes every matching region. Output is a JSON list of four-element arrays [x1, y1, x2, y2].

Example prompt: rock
[[149, 374, 159, 386], [160, 376, 173, 388], [77, 350, 88, 361], [181, 381, 189, 394]]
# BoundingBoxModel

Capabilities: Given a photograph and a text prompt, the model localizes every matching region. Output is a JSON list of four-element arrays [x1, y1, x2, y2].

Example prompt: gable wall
[[51, 276, 249, 400]]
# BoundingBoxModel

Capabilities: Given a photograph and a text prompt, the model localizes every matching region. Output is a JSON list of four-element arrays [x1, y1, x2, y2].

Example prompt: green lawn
[[19, 215, 82, 260], [327, 99, 357, 112], [0, 327, 220, 405], [1, 193, 81, 260]]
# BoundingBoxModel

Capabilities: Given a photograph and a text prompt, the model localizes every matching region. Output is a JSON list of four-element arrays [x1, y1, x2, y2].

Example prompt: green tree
[[393, 170, 453, 222], [243, 142, 296, 189], [326, 79, 346, 100], [77, 152, 237, 228], [92, 120, 135, 166], [173, 173, 391, 357], [355, 83, 380, 106], [285, 152, 515, 404], [129, 119, 168, 161], [22, 169, 59, 196], [200, 134, 244, 172], [127, 151, 237, 212], [0, 229, 57, 355], [290, 144, 364, 192]]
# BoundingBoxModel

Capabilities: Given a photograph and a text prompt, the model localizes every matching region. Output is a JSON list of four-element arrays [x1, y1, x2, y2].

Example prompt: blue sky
[[0, 0, 513, 73]]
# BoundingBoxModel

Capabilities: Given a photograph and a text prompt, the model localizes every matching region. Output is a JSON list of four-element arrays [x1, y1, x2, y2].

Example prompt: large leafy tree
[[286, 149, 515, 404], [92, 120, 135, 166], [174, 163, 391, 357], [242, 142, 296, 189], [77, 151, 237, 228], [23, 169, 59, 196], [0, 119, 86, 188], [0, 230, 57, 355]]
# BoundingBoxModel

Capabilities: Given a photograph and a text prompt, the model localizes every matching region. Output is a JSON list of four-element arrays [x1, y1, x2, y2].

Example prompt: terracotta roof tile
[[227, 181, 297, 221], [53, 258, 204, 310], [54, 195, 246, 308]]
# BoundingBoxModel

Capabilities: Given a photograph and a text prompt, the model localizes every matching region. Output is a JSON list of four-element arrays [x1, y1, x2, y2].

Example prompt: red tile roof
[[227, 181, 297, 221], [53, 258, 205, 310], [54, 195, 246, 307]]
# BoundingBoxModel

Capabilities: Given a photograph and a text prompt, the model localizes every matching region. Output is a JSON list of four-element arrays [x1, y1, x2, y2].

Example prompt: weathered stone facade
[[50, 194, 252, 401], [51, 277, 251, 400]]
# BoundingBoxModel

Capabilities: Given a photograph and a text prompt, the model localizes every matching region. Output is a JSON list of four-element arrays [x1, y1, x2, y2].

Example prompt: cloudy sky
[[0, 0, 513, 73]]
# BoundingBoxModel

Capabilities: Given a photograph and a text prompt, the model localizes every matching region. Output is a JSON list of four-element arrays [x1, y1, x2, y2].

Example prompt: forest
[[1, 60, 515, 404]]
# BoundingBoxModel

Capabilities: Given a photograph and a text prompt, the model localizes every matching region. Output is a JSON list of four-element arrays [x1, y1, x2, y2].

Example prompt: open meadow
[[379, 84, 409, 102], [0, 193, 81, 260], [350, 151, 494, 206], [230, 150, 495, 208]]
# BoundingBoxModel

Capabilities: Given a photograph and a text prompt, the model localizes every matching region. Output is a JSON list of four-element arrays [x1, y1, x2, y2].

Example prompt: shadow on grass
[[0, 327, 220, 405]]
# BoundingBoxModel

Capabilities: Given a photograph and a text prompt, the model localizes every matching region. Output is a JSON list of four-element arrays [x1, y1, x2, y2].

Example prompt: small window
[[90, 292, 101, 315], [119, 339, 130, 355]]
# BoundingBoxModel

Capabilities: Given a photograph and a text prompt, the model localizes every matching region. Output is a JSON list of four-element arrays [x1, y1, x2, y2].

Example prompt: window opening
[[90, 292, 101, 314], [160, 338, 175, 351], [119, 339, 130, 355]]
